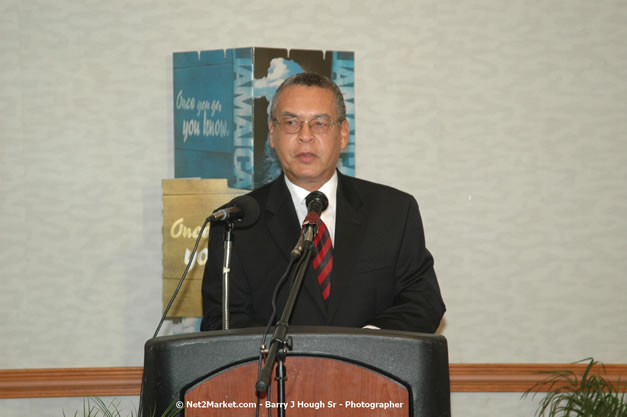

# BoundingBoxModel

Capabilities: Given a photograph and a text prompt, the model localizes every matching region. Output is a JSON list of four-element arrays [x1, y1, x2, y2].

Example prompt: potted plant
[[523, 358, 627, 417]]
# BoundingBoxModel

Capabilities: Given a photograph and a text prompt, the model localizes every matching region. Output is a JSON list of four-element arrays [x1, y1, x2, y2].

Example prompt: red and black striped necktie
[[312, 220, 333, 300]]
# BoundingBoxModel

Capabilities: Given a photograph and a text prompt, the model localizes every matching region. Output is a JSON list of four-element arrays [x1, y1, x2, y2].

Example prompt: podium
[[141, 326, 450, 417]]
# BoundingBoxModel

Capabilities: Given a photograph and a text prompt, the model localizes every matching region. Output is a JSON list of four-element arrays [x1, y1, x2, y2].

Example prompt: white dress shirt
[[283, 172, 338, 244]]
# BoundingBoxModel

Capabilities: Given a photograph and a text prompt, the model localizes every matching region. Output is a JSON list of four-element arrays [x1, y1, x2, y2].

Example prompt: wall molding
[[0, 367, 143, 399], [1, 364, 626, 399], [450, 363, 627, 393]]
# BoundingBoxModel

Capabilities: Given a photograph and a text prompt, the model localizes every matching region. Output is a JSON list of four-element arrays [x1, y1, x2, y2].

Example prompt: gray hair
[[269, 72, 347, 122]]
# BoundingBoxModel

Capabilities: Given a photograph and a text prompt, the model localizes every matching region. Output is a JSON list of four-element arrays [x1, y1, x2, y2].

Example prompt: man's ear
[[340, 119, 350, 150], [268, 119, 276, 149]]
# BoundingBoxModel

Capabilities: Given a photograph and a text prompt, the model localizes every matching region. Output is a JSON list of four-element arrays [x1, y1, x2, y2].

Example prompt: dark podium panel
[[142, 326, 450, 417]]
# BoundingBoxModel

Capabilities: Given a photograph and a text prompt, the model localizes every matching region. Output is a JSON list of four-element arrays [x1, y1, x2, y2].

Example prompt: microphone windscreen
[[231, 195, 260, 228], [305, 191, 329, 214]]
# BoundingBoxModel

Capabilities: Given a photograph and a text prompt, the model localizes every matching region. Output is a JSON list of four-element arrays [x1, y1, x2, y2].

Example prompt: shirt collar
[[283, 171, 338, 226]]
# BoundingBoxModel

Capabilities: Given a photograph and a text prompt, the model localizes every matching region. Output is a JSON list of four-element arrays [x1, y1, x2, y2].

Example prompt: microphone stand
[[222, 221, 234, 330], [256, 240, 315, 415]]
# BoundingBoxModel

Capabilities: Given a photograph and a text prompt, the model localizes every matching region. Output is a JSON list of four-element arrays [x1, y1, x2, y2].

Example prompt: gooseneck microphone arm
[[256, 241, 315, 394], [256, 191, 329, 416]]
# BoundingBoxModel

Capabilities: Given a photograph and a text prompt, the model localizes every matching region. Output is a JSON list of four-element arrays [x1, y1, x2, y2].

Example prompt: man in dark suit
[[201, 73, 445, 333]]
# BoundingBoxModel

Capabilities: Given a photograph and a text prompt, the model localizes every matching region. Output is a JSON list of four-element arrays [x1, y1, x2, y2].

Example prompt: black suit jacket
[[200, 172, 445, 333]]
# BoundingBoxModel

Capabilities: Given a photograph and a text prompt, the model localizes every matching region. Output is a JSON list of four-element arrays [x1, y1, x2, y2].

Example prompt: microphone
[[290, 191, 329, 258], [208, 195, 260, 228]]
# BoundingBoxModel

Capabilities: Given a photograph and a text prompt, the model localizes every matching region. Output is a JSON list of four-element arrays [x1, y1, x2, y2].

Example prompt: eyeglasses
[[273, 116, 342, 135]]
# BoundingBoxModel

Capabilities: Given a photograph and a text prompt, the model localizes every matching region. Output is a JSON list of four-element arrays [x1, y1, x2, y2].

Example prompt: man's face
[[269, 85, 349, 191]]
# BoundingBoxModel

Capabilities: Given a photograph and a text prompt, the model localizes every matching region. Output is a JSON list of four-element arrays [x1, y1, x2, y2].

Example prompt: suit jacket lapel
[[264, 175, 300, 258], [327, 173, 365, 323]]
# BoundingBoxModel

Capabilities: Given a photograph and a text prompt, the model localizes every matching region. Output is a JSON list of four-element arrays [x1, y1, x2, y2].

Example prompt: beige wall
[[1, 0, 626, 415]]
